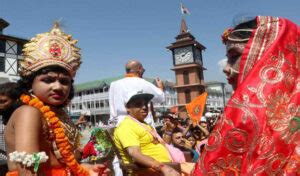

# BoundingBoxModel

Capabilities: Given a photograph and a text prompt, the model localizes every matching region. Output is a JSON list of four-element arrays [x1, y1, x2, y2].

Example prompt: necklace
[[20, 94, 89, 176]]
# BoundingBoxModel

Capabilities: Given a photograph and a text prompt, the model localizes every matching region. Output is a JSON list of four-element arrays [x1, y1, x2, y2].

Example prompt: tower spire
[[180, 18, 188, 34]]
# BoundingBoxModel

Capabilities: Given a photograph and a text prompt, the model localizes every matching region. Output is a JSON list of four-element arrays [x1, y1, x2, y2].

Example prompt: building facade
[[205, 81, 232, 111], [69, 76, 177, 124], [0, 19, 27, 151], [0, 19, 28, 83]]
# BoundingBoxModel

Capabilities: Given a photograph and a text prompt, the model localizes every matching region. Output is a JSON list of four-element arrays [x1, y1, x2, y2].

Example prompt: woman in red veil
[[193, 16, 300, 175]]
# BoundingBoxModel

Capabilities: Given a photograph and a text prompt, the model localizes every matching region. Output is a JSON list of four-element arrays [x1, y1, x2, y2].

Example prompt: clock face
[[174, 46, 193, 65]]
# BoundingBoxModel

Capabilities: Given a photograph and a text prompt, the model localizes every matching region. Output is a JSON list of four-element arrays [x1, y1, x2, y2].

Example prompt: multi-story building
[[0, 18, 27, 151], [0, 18, 28, 83], [69, 76, 177, 124], [205, 81, 232, 111]]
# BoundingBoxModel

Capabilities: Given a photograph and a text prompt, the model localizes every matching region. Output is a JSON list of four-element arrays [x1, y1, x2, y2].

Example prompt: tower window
[[183, 70, 189, 84], [185, 89, 191, 103]]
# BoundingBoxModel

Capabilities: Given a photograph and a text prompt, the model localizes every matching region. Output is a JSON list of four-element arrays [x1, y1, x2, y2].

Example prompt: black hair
[[16, 66, 74, 106], [234, 18, 257, 30], [172, 127, 182, 135], [0, 82, 19, 100], [0, 82, 22, 125]]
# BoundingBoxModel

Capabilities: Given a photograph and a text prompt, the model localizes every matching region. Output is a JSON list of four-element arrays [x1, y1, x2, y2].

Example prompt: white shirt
[[109, 77, 165, 126]]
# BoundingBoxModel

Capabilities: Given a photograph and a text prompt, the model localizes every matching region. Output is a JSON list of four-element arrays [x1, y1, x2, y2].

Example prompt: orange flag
[[185, 92, 208, 124]]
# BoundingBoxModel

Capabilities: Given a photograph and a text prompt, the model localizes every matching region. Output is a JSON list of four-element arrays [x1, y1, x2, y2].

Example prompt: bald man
[[109, 60, 165, 126]]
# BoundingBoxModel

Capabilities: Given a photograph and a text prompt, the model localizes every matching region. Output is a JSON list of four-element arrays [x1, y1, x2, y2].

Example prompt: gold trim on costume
[[20, 22, 81, 77]]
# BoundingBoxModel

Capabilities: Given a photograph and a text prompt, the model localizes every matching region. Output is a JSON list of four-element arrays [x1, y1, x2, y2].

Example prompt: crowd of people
[[0, 15, 299, 176]]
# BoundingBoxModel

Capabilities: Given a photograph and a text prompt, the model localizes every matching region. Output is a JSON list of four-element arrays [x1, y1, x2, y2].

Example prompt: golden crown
[[20, 23, 81, 77]]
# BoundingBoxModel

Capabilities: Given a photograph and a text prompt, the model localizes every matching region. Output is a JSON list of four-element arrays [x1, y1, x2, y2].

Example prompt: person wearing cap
[[109, 60, 165, 127], [4, 23, 110, 176], [113, 91, 180, 176], [109, 60, 165, 175], [193, 16, 300, 175]]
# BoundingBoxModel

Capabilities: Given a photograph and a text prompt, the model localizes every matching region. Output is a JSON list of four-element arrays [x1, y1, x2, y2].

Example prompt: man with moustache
[[114, 91, 180, 176]]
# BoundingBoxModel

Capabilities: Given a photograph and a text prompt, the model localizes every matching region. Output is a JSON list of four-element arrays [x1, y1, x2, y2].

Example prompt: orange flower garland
[[221, 28, 233, 44], [20, 94, 89, 176]]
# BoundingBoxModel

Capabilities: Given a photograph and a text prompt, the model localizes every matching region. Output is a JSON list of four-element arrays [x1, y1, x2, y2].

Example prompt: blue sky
[[1, 0, 299, 84]]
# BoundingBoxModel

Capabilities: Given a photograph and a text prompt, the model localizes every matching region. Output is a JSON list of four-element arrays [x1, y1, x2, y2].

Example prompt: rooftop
[[74, 76, 175, 92]]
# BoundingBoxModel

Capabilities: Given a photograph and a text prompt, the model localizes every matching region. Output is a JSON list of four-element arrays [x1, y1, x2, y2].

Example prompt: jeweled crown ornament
[[20, 22, 81, 77]]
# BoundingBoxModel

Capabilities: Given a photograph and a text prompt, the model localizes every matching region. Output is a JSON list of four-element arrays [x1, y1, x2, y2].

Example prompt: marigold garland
[[20, 94, 89, 176], [221, 28, 233, 44]]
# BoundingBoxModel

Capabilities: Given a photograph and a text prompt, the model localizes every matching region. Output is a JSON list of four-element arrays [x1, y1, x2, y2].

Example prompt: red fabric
[[82, 141, 97, 159], [193, 16, 300, 175]]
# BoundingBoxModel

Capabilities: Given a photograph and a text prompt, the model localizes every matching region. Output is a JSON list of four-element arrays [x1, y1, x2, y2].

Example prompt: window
[[0, 57, 5, 72], [185, 89, 191, 103], [104, 100, 109, 107], [183, 71, 189, 84], [95, 101, 100, 108], [0, 39, 5, 53], [79, 104, 82, 110], [17, 43, 23, 55]]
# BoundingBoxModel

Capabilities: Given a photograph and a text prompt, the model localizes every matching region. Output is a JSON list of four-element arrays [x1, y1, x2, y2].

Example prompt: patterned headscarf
[[194, 16, 300, 175]]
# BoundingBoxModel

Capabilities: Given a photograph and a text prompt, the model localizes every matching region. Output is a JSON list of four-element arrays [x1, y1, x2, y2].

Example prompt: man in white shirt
[[109, 60, 165, 176], [109, 60, 165, 126]]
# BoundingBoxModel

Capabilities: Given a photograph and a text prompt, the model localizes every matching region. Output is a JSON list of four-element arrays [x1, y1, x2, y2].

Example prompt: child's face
[[187, 136, 196, 147], [0, 95, 13, 111], [32, 71, 72, 106]]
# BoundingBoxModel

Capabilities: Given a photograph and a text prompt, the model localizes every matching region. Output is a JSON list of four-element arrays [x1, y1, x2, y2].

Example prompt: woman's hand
[[81, 163, 111, 176]]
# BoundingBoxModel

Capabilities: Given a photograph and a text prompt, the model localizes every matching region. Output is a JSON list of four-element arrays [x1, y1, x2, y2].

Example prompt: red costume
[[193, 16, 300, 175]]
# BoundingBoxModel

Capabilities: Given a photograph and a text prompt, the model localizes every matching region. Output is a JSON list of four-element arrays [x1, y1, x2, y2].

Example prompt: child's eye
[[60, 78, 71, 85], [42, 78, 54, 83]]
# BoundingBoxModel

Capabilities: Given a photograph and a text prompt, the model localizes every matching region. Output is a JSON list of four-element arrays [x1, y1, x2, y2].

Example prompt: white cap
[[124, 90, 154, 106]]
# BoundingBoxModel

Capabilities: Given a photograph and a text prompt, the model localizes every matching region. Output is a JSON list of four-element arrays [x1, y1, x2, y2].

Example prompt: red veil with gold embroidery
[[193, 16, 300, 175]]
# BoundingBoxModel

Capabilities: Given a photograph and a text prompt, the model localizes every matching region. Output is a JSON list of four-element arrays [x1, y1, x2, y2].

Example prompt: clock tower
[[167, 18, 206, 118]]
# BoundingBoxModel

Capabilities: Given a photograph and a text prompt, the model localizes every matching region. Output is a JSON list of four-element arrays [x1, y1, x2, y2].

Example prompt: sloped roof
[[75, 76, 123, 92], [74, 76, 175, 92], [0, 34, 28, 43]]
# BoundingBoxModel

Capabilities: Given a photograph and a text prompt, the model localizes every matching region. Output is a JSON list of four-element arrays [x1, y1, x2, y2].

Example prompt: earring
[[229, 67, 239, 77]]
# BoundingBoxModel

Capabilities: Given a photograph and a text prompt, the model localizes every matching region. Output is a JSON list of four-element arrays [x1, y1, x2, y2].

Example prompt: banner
[[185, 92, 207, 124]]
